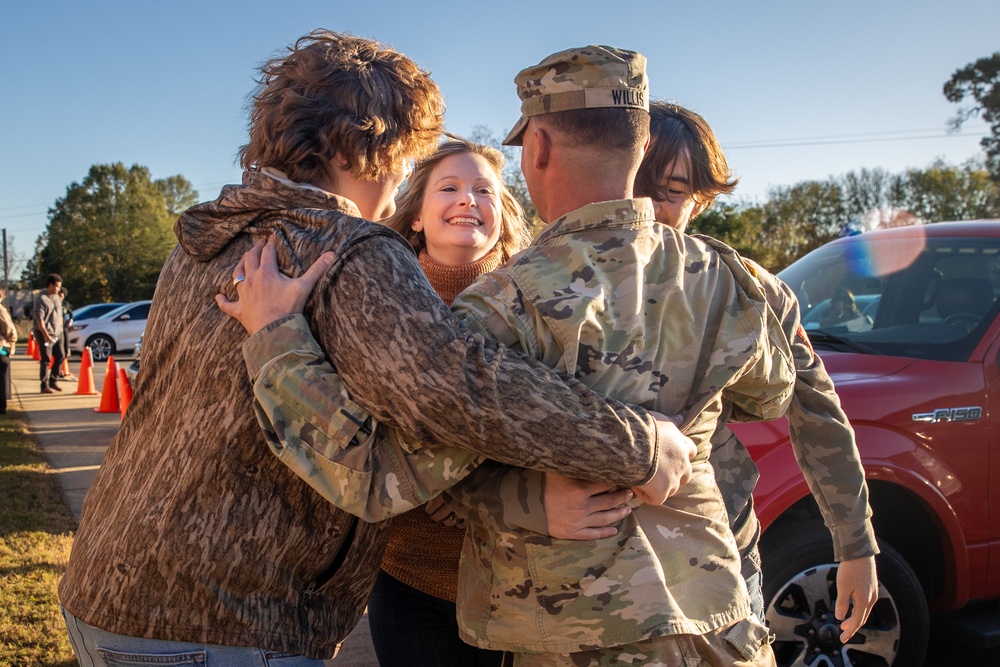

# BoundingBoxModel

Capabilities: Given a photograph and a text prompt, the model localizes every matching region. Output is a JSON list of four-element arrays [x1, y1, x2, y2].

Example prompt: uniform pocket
[[723, 614, 773, 660]]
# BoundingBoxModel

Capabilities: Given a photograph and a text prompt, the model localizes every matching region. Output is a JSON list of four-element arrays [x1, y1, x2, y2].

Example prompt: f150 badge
[[912, 407, 983, 423]]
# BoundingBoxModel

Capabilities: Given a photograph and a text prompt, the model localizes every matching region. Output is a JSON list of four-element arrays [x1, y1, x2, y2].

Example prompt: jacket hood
[[175, 169, 362, 262]]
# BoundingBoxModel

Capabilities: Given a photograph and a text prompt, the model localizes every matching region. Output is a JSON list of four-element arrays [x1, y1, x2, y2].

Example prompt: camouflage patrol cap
[[502, 45, 649, 146]]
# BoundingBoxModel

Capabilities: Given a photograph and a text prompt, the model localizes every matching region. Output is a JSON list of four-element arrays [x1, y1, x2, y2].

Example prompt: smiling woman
[[366, 137, 533, 667]]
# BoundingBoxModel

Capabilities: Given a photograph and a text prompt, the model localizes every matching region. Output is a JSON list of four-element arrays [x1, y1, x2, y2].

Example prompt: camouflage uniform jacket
[[484, 243, 878, 569], [441, 198, 796, 652], [701, 248, 877, 562], [58, 170, 661, 659]]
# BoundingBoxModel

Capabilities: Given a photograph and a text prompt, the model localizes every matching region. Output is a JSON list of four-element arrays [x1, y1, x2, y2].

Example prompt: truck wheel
[[86, 334, 115, 362], [761, 521, 928, 667]]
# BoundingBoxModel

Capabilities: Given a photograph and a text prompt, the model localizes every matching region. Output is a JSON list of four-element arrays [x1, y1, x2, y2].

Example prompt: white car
[[68, 300, 151, 361]]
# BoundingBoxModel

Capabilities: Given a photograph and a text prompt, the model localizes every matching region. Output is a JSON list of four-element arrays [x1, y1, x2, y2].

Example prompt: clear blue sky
[[1, 0, 997, 273]]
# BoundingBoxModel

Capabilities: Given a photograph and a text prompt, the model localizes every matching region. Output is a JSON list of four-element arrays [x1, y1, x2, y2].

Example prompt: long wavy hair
[[382, 138, 532, 262]]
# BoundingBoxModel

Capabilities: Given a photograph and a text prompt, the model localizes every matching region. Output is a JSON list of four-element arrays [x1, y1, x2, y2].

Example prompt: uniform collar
[[535, 198, 655, 244]]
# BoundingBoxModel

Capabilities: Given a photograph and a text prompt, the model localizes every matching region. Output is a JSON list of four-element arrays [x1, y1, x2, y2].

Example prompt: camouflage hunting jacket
[[58, 171, 660, 659]]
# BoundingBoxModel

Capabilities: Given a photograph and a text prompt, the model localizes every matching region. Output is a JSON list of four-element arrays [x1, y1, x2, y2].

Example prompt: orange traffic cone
[[31, 337, 41, 360], [60, 356, 71, 376], [94, 356, 121, 413], [117, 368, 134, 418], [76, 347, 100, 395], [26, 335, 36, 358]]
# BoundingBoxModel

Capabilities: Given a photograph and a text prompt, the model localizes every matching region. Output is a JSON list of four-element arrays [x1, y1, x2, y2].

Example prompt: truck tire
[[761, 521, 928, 667]]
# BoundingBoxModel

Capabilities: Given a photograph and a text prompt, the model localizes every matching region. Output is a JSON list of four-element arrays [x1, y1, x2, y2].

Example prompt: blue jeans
[[62, 607, 327, 667], [368, 570, 503, 667], [745, 567, 765, 622]]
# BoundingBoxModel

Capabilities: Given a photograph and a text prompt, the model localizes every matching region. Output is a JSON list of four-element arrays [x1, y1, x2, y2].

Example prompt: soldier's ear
[[530, 127, 551, 170]]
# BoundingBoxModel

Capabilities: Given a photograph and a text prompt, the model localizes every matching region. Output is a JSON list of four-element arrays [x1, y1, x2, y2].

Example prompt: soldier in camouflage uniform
[[229, 46, 796, 666], [638, 102, 878, 640], [494, 102, 880, 643]]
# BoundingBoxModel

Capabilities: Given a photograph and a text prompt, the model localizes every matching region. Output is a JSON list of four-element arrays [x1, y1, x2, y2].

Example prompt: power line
[[726, 129, 988, 150]]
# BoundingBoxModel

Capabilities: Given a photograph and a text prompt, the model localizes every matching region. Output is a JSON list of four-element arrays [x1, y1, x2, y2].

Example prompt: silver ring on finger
[[233, 275, 246, 287]]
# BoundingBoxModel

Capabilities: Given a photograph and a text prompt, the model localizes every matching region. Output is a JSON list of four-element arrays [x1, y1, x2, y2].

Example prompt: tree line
[[22, 164, 197, 304], [692, 158, 1000, 272], [24, 50, 1000, 301]]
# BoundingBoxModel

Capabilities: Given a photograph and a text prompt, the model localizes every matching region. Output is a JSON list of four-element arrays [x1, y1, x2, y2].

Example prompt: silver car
[[68, 300, 151, 362]]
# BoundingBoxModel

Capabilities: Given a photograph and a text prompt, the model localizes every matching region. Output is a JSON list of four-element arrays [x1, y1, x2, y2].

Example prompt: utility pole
[[2, 228, 8, 295]]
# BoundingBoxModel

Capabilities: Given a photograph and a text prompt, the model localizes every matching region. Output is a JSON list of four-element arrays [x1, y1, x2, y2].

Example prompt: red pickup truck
[[732, 220, 1000, 666]]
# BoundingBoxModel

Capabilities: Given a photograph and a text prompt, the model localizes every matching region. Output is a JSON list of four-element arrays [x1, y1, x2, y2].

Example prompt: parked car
[[67, 300, 151, 361], [69, 302, 125, 322], [125, 332, 142, 388], [732, 220, 1000, 666]]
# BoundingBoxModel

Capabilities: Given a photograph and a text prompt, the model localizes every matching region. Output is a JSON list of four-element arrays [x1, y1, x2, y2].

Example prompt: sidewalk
[[8, 351, 378, 666]]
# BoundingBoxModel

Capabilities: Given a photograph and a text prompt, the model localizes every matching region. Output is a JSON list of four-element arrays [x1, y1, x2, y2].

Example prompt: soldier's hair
[[536, 108, 649, 152], [634, 101, 738, 207], [46, 274, 63, 286], [239, 30, 445, 186], [383, 138, 531, 261]]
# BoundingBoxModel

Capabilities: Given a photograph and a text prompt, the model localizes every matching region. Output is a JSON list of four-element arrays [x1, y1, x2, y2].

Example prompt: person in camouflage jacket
[[58, 32, 676, 666], [637, 102, 878, 640]]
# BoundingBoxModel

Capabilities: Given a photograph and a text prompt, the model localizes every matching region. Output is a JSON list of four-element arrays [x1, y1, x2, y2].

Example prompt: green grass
[[0, 409, 77, 667]]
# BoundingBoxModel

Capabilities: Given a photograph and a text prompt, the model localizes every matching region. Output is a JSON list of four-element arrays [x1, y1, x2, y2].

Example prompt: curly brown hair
[[382, 138, 532, 262], [239, 30, 445, 186]]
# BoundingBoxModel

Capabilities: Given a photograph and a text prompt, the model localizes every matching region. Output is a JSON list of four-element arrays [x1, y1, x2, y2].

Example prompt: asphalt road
[[9, 352, 999, 666]]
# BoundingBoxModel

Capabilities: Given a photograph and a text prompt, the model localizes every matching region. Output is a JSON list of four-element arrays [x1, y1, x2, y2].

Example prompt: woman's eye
[[441, 185, 457, 192]]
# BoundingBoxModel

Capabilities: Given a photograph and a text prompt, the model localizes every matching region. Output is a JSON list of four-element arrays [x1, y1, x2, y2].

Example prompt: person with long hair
[[632, 101, 878, 638], [368, 138, 531, 667]]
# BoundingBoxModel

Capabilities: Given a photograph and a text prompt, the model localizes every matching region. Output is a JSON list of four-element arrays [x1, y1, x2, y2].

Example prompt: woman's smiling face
[[413, 152, 503, 266]]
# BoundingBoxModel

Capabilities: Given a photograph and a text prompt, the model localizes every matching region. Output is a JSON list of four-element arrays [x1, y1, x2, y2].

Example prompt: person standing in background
[[33, 274, 64, 394], [58, 287, 77, 381], [0, 286, 16, 413], [367, 138, 531, 667]]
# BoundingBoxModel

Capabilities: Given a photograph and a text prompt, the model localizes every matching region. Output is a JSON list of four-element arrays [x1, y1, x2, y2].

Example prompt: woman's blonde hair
[[383, 138, 531, 262], [239, 30, 445, 185]]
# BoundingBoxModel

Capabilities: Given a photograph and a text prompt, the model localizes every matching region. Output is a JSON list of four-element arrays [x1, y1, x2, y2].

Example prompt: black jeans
[[36, 332, 65, 389], [368, 570, 503, 667]]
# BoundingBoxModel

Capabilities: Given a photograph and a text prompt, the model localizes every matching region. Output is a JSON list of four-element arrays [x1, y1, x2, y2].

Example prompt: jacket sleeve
[[760, 272, 878, 560], [244, 315, 483, 522], [0, 307, 16, 350], [301, 234, 659, 486], [704, 242, 796, 423], [443, 462, 550, 535]]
